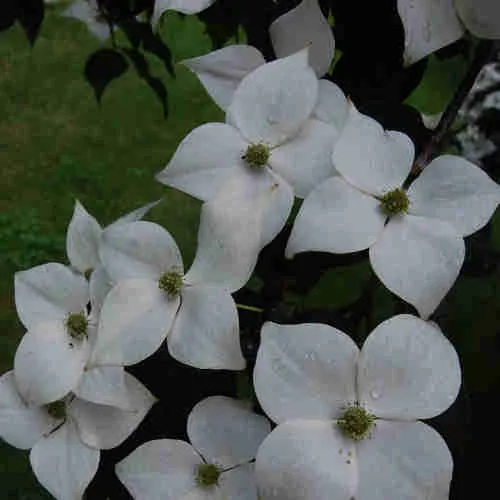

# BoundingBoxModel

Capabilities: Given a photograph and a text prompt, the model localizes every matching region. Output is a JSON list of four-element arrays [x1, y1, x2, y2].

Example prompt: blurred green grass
[[0, 8, 224, 497]]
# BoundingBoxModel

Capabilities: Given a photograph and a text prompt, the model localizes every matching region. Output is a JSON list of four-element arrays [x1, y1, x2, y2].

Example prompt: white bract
[[398, 0, 500, 65], [152, 0, 216, 28], [287, 103, 500, 318], [66, 199, 159, 316], [93, 220, 246, 370], [182, 0, 335, 111], [0, 370, 155, 500], [253, 317, 461, 500], [116, 395, 270, 499], [157, 49, 339, 269]]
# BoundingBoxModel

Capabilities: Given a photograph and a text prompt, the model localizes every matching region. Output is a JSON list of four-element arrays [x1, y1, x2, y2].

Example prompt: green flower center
[[379, 188, 409, 216], [337, 403, 375, 441], [45, 399, 67, 420], [158, 271, 183, 298], [196, 463, 221, 488], [242, 143, 270, 168], [83, 268, 93, 280], [66, 313, 88, 340]]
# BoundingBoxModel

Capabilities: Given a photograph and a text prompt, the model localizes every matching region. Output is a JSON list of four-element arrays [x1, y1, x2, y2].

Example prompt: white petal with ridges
[[332, 104, 415, 196], [455, 0, 500, 39], [168, 285, 245, 370], [256, 420, 357, 500], [182, 46, 265, 110], [397, 0, 465, 66], [66, 200, 102, 274], [156, 123, 249, 201], [30, 419, 100, 500], [407, 155, 500, 236], [100, 221, 183, 283], [15, 263, 89, 330], [369, 214, 465, 319], [184, 168, 292, 291], [356, 420, 453, 500], [116, 439, 203, 500], [70, 372, 155, 449], [187, 396, 270, 468], [312, 80, 349, 133], [286, 176, 386, 257], [0, 371, 57, 450], [270, 119, 338, 198], [254, 322, 358, 423], [227, 49, 318, 146], [14, 320, 90, 406], [358, 315, 461, 420], [91, 279, 180, 366], [74, 366, 132, 409], [270, 0, 335, 77]]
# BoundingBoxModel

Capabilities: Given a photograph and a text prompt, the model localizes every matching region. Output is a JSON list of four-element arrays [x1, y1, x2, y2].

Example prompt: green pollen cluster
[[242, 143, 270, 168], [380, 188, 409, 216], [158, 271, 183, 298], [45, 399, 67, 420], [337, 403, 375, 441], [196, 463, 221, 488], [66, 313, 88, 341]]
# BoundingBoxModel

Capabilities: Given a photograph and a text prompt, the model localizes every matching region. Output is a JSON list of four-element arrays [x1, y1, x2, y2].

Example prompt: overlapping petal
[[91, 279, 180, 366], [358, 315, 461, 420], [407, 155, 500, 236], [369, 214, 465, 319], [30, 419, 100, 500], [156, 123, 249, 201], [187, 396, 270, 468], [70, 372, 155, 449], [167, 285, 245, 370], [100, 221, 183, 283], [256, 420, 357, 500], [218, 463, 258, 500], [0, 371, 57, 450], [286, 176, 386, 257], [312, 80, 349, 133], [182, 46, 265, 110], [397, 0, 465, 66], [116, 439, 202, 500], [15, 263, 89, 330], [66, 200, 102, 274], [14, 320, 90, 405], [269, 0, 335, 77], [254, 322, 358, 423], [356, 420, 453, 500], [454, 0, 500, 39], [89, 265, 113, 318], [227, 49, 318, 146], [332, 104, 415, 196], [269, 119, 338, 198]]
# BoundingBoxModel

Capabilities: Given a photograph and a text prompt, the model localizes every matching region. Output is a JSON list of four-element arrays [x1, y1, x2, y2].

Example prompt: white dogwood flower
[[116, 395, 270, 499], [287, 103, 500, 318], [92, 220, 246, 370], [0, 370, 155, 500], [181, 0, 335, 111], [157, 49, 338, 271], [398, 0, 500, 65], [253, 316, 461, 500]]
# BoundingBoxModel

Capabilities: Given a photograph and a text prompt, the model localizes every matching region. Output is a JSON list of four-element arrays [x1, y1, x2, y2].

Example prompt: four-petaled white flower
[[157, 49, 340, 273], [0, 370, 155, 500], [287, 103, 500, 318], [92, 220, 246, 370], [398, 0, 500, 66], [116, 395, 271, 499], [253, 316, 461, 500]]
